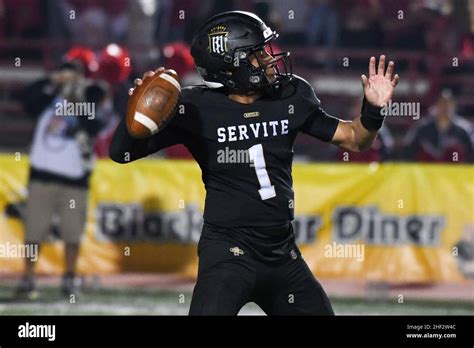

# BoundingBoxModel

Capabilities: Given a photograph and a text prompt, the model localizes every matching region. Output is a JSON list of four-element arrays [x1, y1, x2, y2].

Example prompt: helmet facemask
[[230, 40, 293, 94]]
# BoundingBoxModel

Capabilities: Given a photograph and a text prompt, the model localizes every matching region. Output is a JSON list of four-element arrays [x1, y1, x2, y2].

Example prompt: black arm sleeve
[[301, 105, 340, 142], [109, 118, 183, 163], [295, 76, 340, 142]]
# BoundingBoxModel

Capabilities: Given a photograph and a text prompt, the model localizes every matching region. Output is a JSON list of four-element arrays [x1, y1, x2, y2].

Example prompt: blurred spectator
[[154, 0, 176, 44], [65, 45, 100, 78], [460, 33, 474, 60], [254, 1, 281, 33], [3, 0, 45, 38], [127, 0, 159, 45], [167, 0, 201, 43], [207, 0, 239, 17], [16, 61, 84, 117], [70, 1, 108, 47], [102, 0, 129, 43], [425, 4, 461, 54], [381, 0, 428, 50], [458, 33, 474, 73], [95, 43, 132, 119], [126, 0, 161, 75], [15, 61, 109, 298], [454, 224, 474, 279], [268, 0, 311, 45], [0, 0, 5, 40], [403, 90, 473, 163], [67, 0, 128, 46], [162, 42, 195, 79], [161, 41, 196, 159], [45, 0, 74, 59], [96, 43, 132, 85], [338, 0, 383, 48], [337, 98, 394, 162], [306, 0, 339, 48], [152, 0, 219, 44]]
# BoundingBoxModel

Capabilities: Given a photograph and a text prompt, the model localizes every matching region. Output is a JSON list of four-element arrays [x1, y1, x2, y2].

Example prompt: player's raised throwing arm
[[109, 117, 154, 163], [110, 69, 183, 163], [330, 55, 399, 152]]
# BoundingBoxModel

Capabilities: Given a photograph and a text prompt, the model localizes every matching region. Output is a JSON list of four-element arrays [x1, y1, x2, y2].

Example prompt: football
[[126, 69, 181, 138]]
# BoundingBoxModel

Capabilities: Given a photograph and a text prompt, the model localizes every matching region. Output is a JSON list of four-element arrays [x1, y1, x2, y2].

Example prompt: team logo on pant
[[290, 249, 298, 260], [230, 246, 244, 256], [208, 25, 228, 56]]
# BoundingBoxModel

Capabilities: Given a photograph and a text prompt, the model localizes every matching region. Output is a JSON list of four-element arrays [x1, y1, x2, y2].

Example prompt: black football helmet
[[190, 11, 292, 93]]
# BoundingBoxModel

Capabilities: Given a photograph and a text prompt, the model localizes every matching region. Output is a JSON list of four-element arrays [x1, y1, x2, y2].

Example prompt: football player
[[110, 11, 399, 315]]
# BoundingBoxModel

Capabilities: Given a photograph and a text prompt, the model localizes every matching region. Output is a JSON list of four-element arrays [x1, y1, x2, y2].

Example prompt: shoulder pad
[[289, 74, 320, 105]]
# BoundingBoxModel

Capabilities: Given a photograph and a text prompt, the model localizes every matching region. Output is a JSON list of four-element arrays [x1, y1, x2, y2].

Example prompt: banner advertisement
[[1, 155, 472, 282]]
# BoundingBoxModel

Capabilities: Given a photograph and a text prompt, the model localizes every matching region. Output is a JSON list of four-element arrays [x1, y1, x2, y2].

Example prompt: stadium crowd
[[0, 0, 472, 162]]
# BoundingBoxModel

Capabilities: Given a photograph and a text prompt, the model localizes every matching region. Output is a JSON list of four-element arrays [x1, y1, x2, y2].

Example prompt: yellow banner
[[0, 154, 472, 283]]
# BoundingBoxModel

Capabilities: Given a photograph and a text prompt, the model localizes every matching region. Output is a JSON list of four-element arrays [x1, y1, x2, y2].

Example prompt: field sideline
[[0, 274, 473, 315]]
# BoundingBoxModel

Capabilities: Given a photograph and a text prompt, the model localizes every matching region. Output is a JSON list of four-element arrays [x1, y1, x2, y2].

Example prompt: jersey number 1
[[248, 144, 276, 200]]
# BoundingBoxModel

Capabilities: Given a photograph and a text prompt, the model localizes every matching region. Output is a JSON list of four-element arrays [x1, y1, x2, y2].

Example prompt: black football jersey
[[110, 75, 340, 228]]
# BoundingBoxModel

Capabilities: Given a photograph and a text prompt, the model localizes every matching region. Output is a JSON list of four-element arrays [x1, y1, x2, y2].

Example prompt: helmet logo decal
[[263, 27, 273, 39], [208, 25, 228, 56]]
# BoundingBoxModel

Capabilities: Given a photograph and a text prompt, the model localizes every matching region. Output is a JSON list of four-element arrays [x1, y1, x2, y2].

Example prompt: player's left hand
[[361, 55, 399, 107]]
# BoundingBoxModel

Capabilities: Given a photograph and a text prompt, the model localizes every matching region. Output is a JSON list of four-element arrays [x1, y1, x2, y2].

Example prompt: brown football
[[126, 69, 181, 138]]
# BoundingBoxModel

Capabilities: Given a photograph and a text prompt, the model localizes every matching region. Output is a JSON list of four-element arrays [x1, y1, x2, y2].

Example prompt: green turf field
[[0, 283, 473, 315]]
